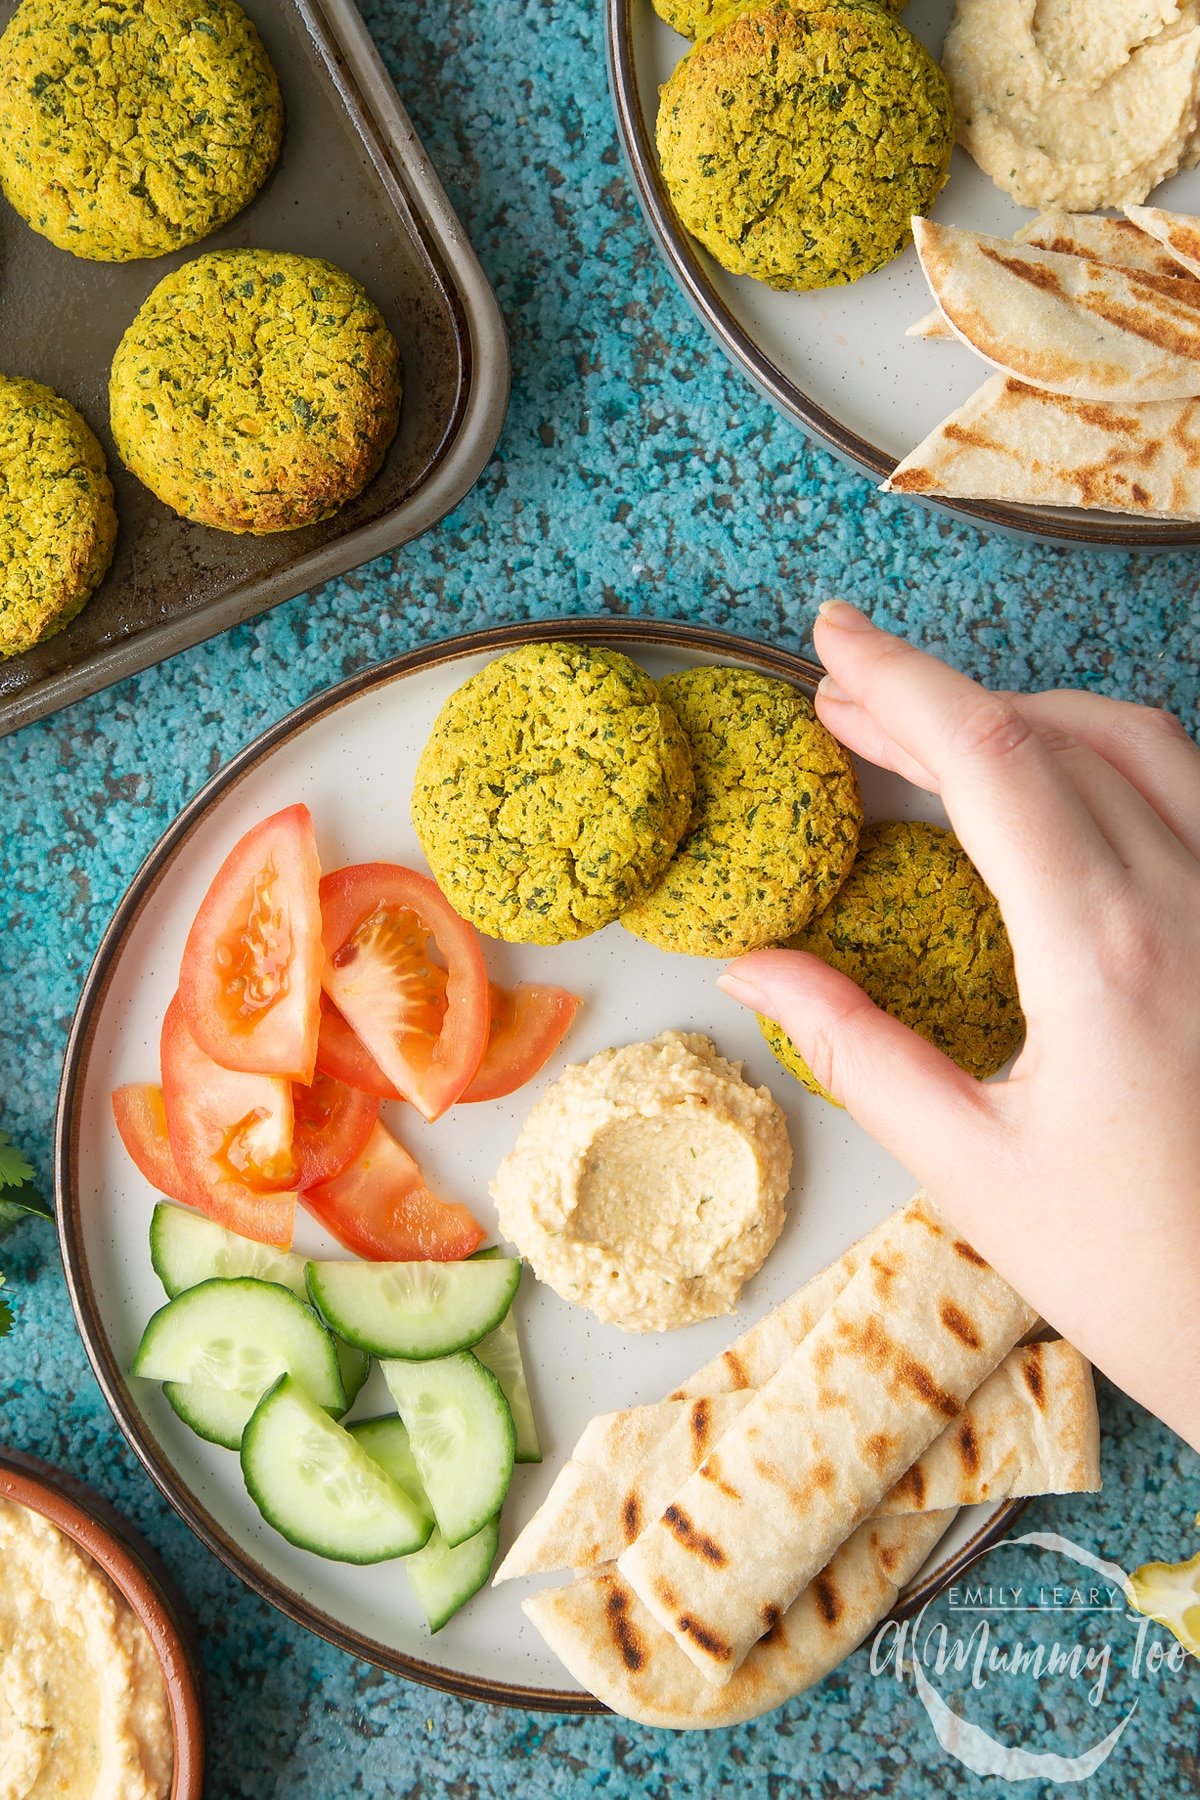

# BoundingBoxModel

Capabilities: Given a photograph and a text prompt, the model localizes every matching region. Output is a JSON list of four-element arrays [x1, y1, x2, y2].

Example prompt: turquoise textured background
[[2, 0, 1199, 1792]]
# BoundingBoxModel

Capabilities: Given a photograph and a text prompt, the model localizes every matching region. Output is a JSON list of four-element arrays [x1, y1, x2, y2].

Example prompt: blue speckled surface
[[2, 0, 1198, 1792]]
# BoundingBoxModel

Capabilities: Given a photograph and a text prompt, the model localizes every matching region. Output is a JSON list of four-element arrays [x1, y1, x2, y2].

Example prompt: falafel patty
[[761, 820, 1024, 1104], [656, 1, 955, 289], [412, 642, 696, 946], [621, 666, 862, 957], [0, 0, 283, 262], [652, 0, 907, 47], [0, 375, 117, 660], [109, 249, 401, 534]]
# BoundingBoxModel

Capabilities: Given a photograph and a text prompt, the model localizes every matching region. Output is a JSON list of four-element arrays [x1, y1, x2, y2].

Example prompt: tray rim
[[0, 0, 510, 741], [55, 614, 1027, 1715], [605, 0, 1200, 552]]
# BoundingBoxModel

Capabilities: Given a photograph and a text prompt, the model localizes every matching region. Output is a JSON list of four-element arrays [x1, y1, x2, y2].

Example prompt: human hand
[[719, 602, 1200, 1451]]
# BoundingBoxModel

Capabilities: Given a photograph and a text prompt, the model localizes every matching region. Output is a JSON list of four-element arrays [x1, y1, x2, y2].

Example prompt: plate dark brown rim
[[56, 616, 1026, 1715], [605, 0, 1200, 551]]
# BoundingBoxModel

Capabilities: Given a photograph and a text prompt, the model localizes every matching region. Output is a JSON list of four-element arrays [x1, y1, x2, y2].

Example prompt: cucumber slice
[[151, 1202, 307, 1299], [346, 1416, 435, 1529], [306, 1258, 521, 1360], [162, 1379, 259, 1451], [241, 1376, 433, 1562], [150, 1204, 370, 1419], [471, 1311, 541, 1464], [382, 1353, 515, 1546], [133, 1278, 346, 1446], [406, 1517, 501, 1633]]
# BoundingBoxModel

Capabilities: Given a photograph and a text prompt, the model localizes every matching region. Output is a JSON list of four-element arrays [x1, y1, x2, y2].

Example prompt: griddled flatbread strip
[[524, 1508, 956, 1729], [495, 1340, 1098, 1581], [909, 210, 1188, 340], [616, 1193, 1038, 1687], [1125, 205, 1200, 280], [884, 373, 1200, 520], [912, 218, 1200, 400]]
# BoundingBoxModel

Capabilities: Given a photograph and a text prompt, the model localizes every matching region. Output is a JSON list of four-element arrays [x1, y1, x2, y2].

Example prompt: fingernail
[[717, 971, 769, 1010], [816, 673, 851, 703], [817, 600, 872, 630]]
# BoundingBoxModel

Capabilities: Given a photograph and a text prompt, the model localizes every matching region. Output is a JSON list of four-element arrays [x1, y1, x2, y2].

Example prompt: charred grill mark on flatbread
[[940, 1301, 983, 1349], [952, 1239, 988, 1267], [835, 1315, 962, 1417], [864, 1432, 897, 1471], [622, 1493, 642, 1543], [895, 1462, 927, 1508], [957, 1419, 981, 1476], [721, 1350, 751, 1390], [663, 1504, 728, 1567], [979, 244, 1066, 298], [1021, 1343, 1046, 1408], [876, 1540, 901, 1576], [812, 1573, 843, 1626], [699, 1453, 742, 1503], [690, 1398, 712, 1454], [602, 1576, 649, 1673], [870, 1254, 898, 1299], [761, 1602, 782, 1637], [896, 1352, 962, 1419], [677, 1615, 733, 1662]]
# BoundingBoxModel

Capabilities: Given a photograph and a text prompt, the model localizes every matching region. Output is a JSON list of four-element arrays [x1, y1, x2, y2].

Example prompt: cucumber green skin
[[382, 1352, 515, 1547], [241, 1376, 433, 1564], [305, 1258, 521, 1360], [163, 1379, 255, 1450], [407, 1517, 501, 1633], [346, 1416, 435, 1528], [472, 1311, 541, 1465]]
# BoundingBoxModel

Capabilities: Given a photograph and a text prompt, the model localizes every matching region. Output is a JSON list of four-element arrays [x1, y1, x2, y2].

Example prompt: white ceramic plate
[[607, 0, 1200, 547], [57, 621, 1023, 1710]]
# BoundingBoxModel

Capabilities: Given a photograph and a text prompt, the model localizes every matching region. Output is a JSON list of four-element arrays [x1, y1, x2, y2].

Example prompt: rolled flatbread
[[1124, 204, 1200, 280], [496, 1340, 1098, 1580], [884, 373, 1200, 521], [524, 1508, 956, 1729], [912, 218, 1200, 401], [909, 210, 1187, 339], [616, 1193, 1038, 1687]]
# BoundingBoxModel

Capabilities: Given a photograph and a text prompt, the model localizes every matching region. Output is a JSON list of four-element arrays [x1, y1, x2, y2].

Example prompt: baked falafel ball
[[621, 666, 862, 957], [656, 2, 955, 289], [0, 375, 117, 660], [109, 249, 401, 534], [412, 642, 696, 945], [0, 0, 283, 262], [652, 0, 907, 46], [760, 820, 1024, 1104]]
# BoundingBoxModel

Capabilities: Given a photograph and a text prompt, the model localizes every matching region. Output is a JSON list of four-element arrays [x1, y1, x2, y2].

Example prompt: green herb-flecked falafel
[[656, 1, 955, 289], [109, 250, 401, 534], [621, 666, 862, 957], [652, 0, 907, 47], [761, 820, 1024, 1104], [0, 0, 283, 262], [412, 643, 696, 945], [0, 375, 117, 660]]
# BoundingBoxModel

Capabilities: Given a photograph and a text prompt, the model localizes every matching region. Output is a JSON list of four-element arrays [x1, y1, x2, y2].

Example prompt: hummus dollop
[[0, 1497, 172, 1800], [490, 1031, 792, 1332]]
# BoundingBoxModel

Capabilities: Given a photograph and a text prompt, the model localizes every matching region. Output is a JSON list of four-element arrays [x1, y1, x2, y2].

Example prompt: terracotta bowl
[[0, 1447, 205, 1799]]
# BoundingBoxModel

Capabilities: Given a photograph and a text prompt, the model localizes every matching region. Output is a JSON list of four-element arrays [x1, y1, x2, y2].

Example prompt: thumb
[[719, 948, 1000, 1189]]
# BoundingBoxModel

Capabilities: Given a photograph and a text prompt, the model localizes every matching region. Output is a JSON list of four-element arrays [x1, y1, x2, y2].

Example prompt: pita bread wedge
[[884, 373, 1200, 521], [524, 1509, 956, 1729], [496, 1340, 1098, 1581], [909, 211, 1188, 340], [1125, 204, 1200, 280], [912, 218, 1200, 400], [616, 1194, 1037, 1687]]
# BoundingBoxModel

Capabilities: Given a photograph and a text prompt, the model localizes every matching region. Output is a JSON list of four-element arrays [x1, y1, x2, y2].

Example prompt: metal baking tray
[[0, 0, 509, 737]]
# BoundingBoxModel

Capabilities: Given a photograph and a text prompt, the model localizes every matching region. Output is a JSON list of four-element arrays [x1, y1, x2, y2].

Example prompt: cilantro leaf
[[0, 1132, 34, 1189], [0, 1130, 51, 1224]]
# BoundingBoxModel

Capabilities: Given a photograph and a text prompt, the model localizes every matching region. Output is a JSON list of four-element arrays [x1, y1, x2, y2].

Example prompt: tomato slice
[[160, 995, 297, 1247], [300, 1118, 484, 1260], [462, 983, 580, 1102], [319, 864, 489, 1122], [291, 1071, 378, 1191], [314, 995, 403, 1100], [178, 803, 323, 1084], [111, 1083, 194, 1205]]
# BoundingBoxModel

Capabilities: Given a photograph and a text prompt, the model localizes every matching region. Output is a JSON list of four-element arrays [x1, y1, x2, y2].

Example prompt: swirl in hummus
[[0, 1497, 172, 1800], [490, 1031, 792, 1332]]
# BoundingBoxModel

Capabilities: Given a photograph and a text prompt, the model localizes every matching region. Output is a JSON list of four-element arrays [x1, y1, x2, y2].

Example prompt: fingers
[[1012, 690, 1200, 861], [721, 948, 1001, 1191], [813, 605, 1121, 927]]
